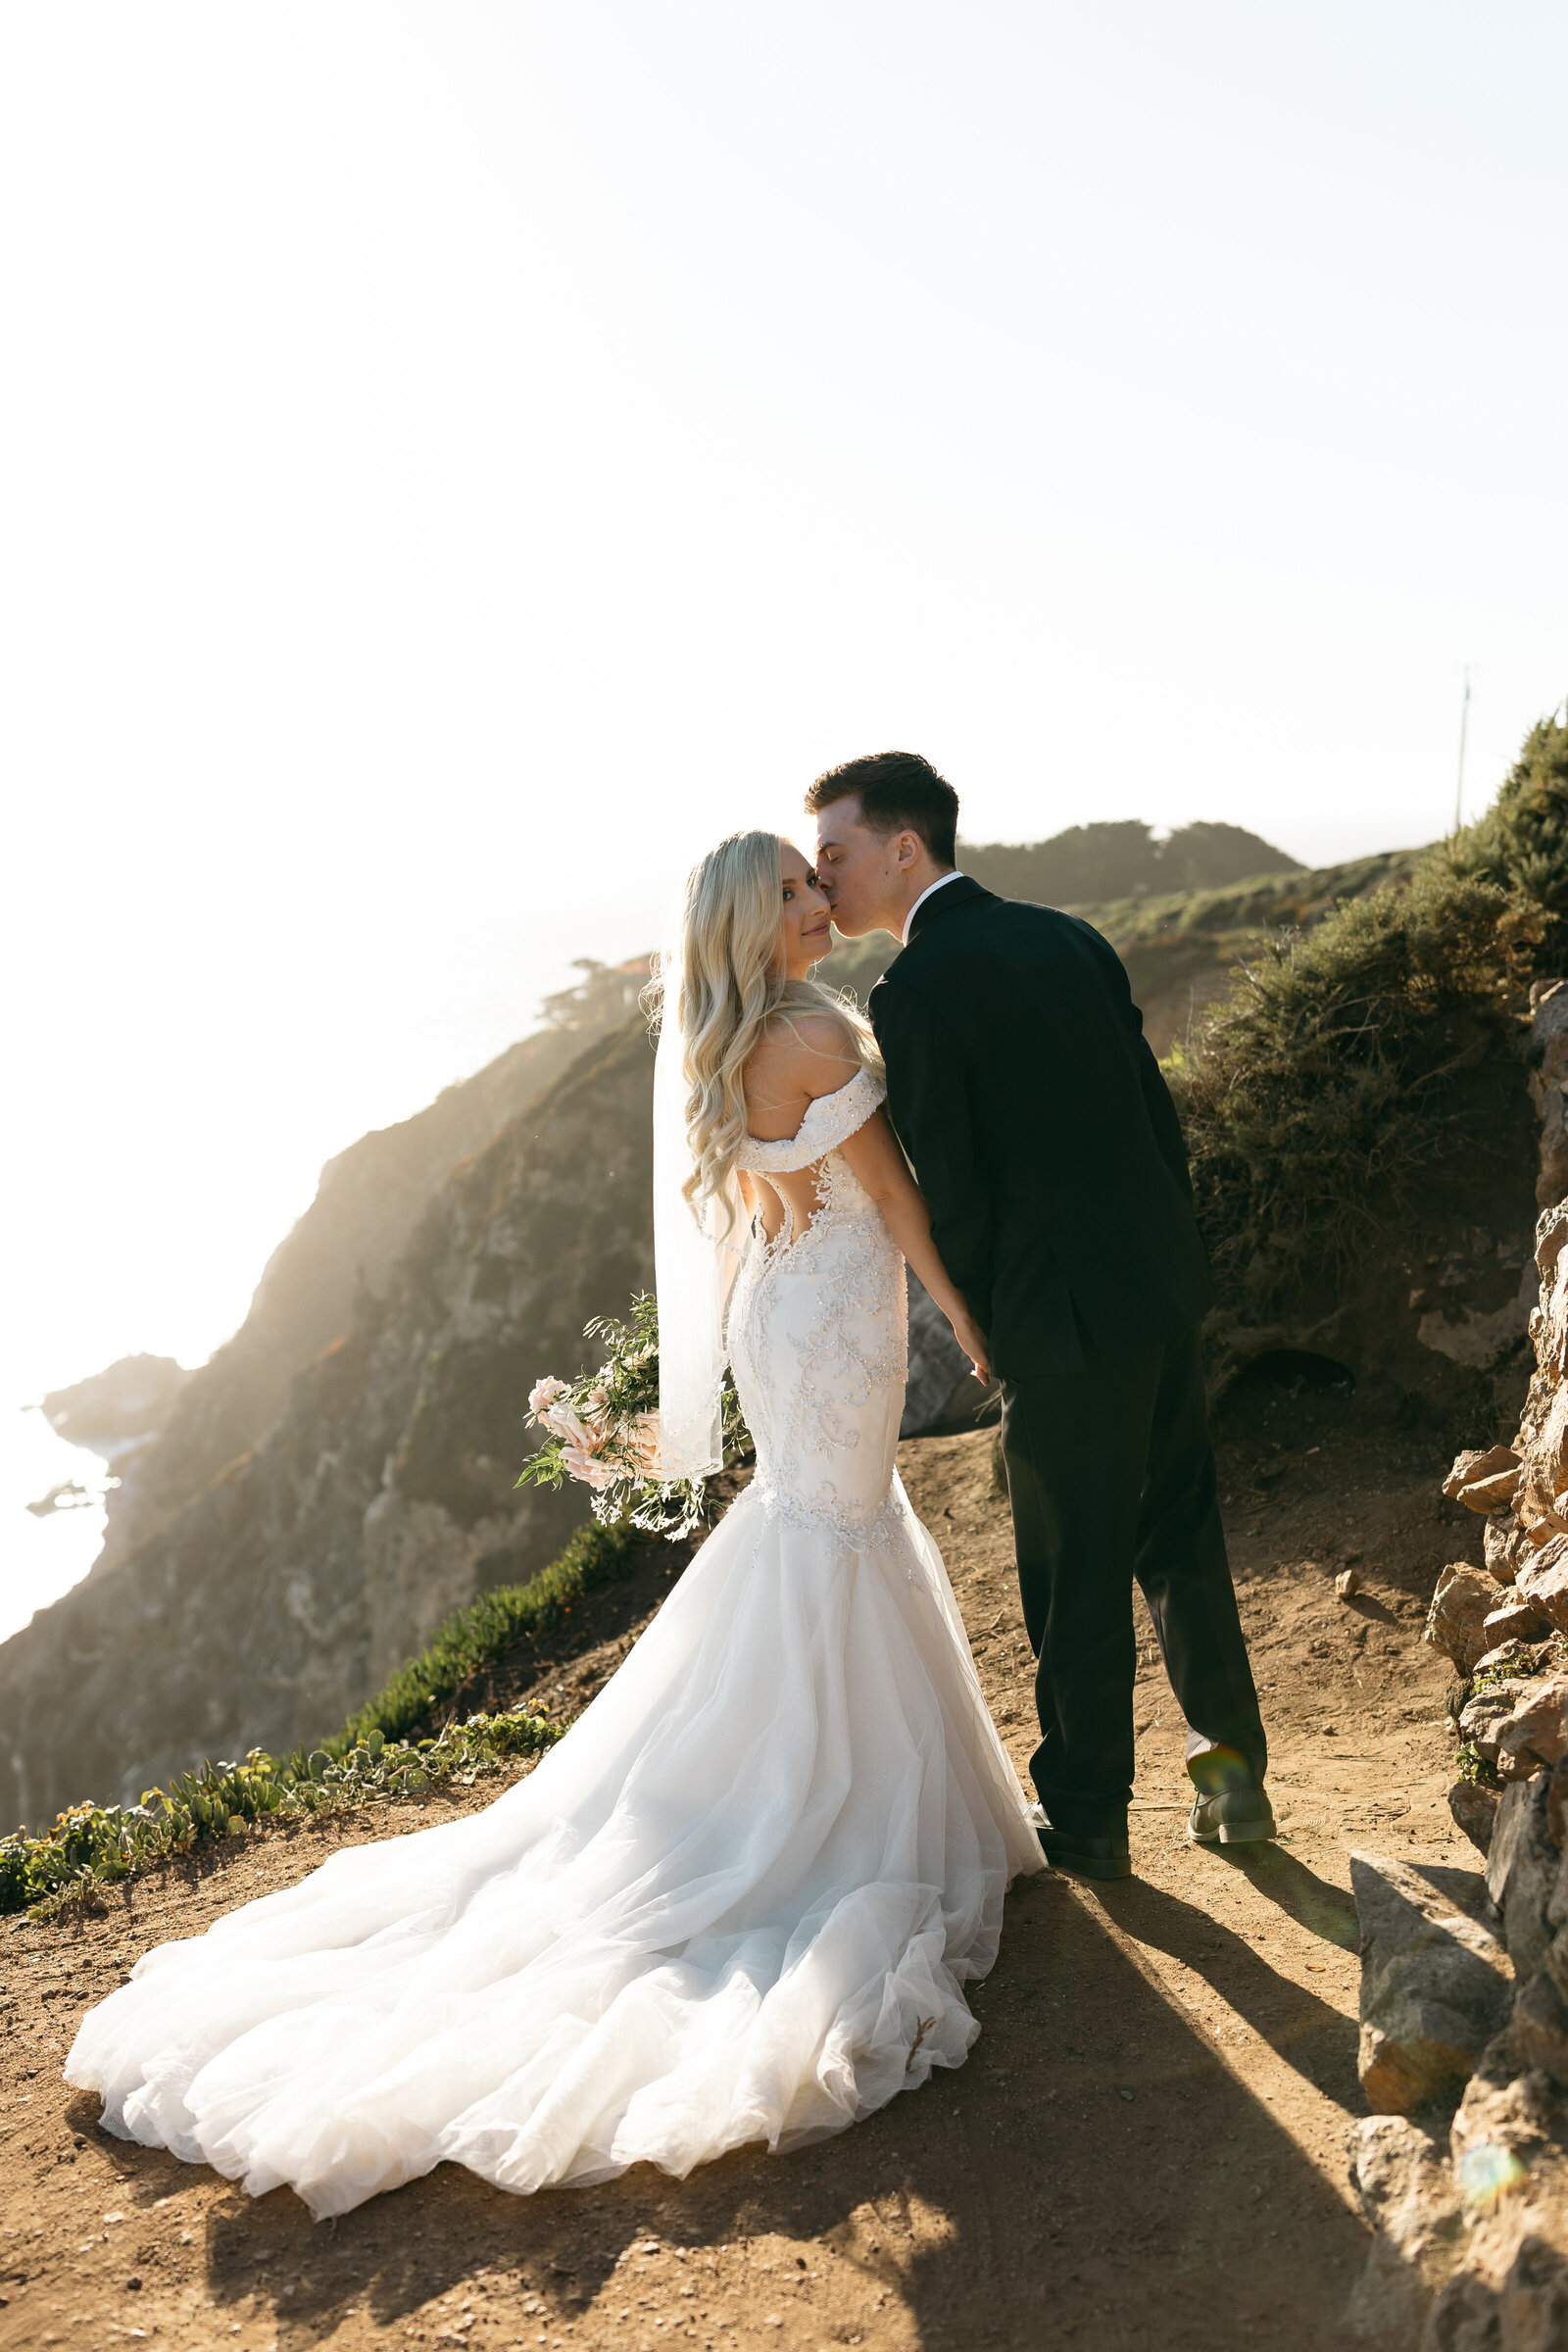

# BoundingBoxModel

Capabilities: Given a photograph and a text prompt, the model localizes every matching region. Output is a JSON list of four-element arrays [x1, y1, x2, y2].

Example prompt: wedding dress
[[67, 1067, 1042, 2216]]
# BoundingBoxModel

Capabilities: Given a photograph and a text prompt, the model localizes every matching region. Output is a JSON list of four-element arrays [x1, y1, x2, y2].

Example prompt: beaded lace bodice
[[728, 1067, 909, 1550]]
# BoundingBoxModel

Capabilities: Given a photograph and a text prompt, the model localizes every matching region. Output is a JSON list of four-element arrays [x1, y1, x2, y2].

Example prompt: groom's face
[[812, 795, 910, 940]]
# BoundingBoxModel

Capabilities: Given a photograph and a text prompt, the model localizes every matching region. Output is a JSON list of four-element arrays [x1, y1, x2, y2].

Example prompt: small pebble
[[1335, 1568, 1362, 1598]]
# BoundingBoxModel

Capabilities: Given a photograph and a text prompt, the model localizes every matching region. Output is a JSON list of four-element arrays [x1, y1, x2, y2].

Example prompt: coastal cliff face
[[0, 1019, 658, 1832], [80, 997, 640, 1580]]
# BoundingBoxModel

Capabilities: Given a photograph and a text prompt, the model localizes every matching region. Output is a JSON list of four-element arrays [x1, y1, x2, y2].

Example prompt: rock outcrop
[[0, 1018, 660, 1832], [1352, 1850, 1514, 2114], [78, 992, 642, 1581], [31, 1354, 192, 1528], [1355, 1102, 1568, 2333]]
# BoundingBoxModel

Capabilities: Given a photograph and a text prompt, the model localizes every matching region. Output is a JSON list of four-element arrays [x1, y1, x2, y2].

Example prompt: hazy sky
[[3, 2, 1568, 1626]]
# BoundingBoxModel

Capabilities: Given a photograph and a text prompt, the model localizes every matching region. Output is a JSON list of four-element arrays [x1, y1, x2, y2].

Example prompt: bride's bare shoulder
[[753, 1009, 859, 1096], [741, 1010, 860, 1138]]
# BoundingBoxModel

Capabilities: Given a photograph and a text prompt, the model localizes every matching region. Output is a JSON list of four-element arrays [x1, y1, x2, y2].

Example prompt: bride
[[66, 830, 1043, 2217]]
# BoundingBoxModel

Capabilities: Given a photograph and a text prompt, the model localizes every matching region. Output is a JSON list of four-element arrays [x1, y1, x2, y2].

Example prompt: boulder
[[1460, 1680, 1535, 1761], [1493, 1676, 1568, 1782], [1429, 1564, 1512, 1675], [1344, 2115, 1463, 2342], [1483, 1600, 1552, 1648], [1448, 1778, 1500, 1857], [1446, 1446, 1523, 1513], [1450, 2048, 1564, 2169], [1515, 1536, 1568, 1633], [1351, 1850, 1514, 2114], [1491, 1768, 1566, 1981], [1534, 1200, 1568, 1375], [1518, 1390, 1568, 1536], [1509, 1966, 1568, 2086], [1484, 1512, 1524, 1586], [1423, 2236, 1568, 2352]]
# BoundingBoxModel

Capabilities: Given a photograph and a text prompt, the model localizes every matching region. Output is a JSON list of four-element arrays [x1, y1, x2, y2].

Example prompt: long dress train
[[66, 1067, 1042, 2216]]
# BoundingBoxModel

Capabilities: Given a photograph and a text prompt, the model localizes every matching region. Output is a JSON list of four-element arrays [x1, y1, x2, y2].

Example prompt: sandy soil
[[0, 1391, 1484, 2352]]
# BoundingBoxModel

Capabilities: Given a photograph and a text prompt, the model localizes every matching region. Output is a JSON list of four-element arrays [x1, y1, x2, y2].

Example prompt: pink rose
[[563, 1444, 617, 1492], [527, 1375, 568, 1423], [544, 1401, 592, 1449], [621, 1412, 663, 1474]]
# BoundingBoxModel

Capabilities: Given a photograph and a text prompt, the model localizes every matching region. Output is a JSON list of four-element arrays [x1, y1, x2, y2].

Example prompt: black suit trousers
[[1000, 1322, 1266, 1836]]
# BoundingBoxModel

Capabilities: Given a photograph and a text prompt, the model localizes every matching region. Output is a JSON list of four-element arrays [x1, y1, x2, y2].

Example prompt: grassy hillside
[[823, 837, 1429, 1050], [1174, 717, 1568, 1329]]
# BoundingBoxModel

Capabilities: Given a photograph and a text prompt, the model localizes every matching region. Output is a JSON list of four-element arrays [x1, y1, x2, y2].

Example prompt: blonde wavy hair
[[645, 829, 882, 1232]]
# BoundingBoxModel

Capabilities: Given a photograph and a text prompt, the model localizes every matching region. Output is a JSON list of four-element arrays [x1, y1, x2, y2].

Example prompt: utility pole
[[1454, 664, 1473, 834]]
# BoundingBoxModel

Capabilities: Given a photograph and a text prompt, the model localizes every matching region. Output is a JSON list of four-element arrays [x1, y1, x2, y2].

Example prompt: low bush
[[1451, 714, 1568, 941], [1170, 717, 1568, 1324], [334, 1516, 646, 1750], [0, 1708, 560, 1920], [1173, 858, 1544, 1319]]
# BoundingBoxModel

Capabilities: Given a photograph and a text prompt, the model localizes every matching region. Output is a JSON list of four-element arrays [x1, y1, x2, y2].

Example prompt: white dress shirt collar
[[902, 868, 963, 947]]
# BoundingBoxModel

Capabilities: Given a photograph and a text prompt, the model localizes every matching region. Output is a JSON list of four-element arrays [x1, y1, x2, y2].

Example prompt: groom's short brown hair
[[807, 751, 959, 867]]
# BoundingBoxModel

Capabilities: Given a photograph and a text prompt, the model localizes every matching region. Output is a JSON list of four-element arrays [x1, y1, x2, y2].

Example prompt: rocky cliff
[[1341, 994, 1568, 2338], [0, 1017, 659, 1831], [72, 973, 644, 1580]]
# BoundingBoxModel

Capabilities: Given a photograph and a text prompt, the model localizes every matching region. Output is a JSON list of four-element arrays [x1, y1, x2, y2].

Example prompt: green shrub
[[1173, 858, 1544, 1319], [1452, 715, 1568, 939], [332, 1517, 647, 1751], [0, 1708, 560, 1920], [1169, 715, 1568, 1328]]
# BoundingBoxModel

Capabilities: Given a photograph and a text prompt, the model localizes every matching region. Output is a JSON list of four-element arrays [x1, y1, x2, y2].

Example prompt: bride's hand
[[949, 1305, 990, 1386]]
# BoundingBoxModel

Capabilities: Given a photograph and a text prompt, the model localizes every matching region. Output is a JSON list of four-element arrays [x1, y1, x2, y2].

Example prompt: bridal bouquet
[[515, 1293, 748, 1540]]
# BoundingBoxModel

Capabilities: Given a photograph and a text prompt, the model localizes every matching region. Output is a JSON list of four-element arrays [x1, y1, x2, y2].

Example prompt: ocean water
[[0, 1402, 112, 1646]]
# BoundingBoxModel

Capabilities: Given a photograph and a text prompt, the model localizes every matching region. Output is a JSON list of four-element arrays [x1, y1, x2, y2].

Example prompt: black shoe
[[1027, 1805, 1131, 1881], [1187, 1785, 1276, 1846]]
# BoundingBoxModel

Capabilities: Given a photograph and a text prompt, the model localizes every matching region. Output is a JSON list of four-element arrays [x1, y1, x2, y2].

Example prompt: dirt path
[[0, 1398, 1482, 2351]]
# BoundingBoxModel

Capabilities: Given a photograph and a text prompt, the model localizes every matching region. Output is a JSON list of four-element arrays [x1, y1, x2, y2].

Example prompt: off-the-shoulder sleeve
[[738, 1067, 885, 1173]]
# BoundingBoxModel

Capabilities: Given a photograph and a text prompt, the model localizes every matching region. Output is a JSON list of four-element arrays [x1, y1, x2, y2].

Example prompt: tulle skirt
[[66, 1476, 1042, 2216]]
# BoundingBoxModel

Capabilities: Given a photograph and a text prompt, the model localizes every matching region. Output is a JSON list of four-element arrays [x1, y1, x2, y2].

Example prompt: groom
[[808, 750, 1271, 1880]]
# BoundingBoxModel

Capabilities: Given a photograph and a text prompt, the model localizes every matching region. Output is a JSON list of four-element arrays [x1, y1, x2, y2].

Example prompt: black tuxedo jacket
[[867, 876, 1214, 1379]]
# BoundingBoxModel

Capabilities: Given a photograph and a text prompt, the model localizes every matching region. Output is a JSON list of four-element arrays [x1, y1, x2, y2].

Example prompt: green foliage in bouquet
[[0, 1709, 560, 1920], [516, 1293, 750, 1540]]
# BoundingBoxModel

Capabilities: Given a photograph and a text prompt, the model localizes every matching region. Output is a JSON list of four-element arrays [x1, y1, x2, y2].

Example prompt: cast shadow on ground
[[1097, 1865, 1359, 2108], [71, 1875, 1370, 2352], [1215, 1836, 1362, 1944]]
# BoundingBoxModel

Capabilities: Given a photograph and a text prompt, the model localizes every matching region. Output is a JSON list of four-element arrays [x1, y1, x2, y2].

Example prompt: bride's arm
[[836, 1111, 991, 1384]]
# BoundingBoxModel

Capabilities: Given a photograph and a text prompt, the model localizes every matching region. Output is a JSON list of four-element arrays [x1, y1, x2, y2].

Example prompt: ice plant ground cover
[[516, 1292, 749, 1539], [0, 1708, 560, 1919]]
